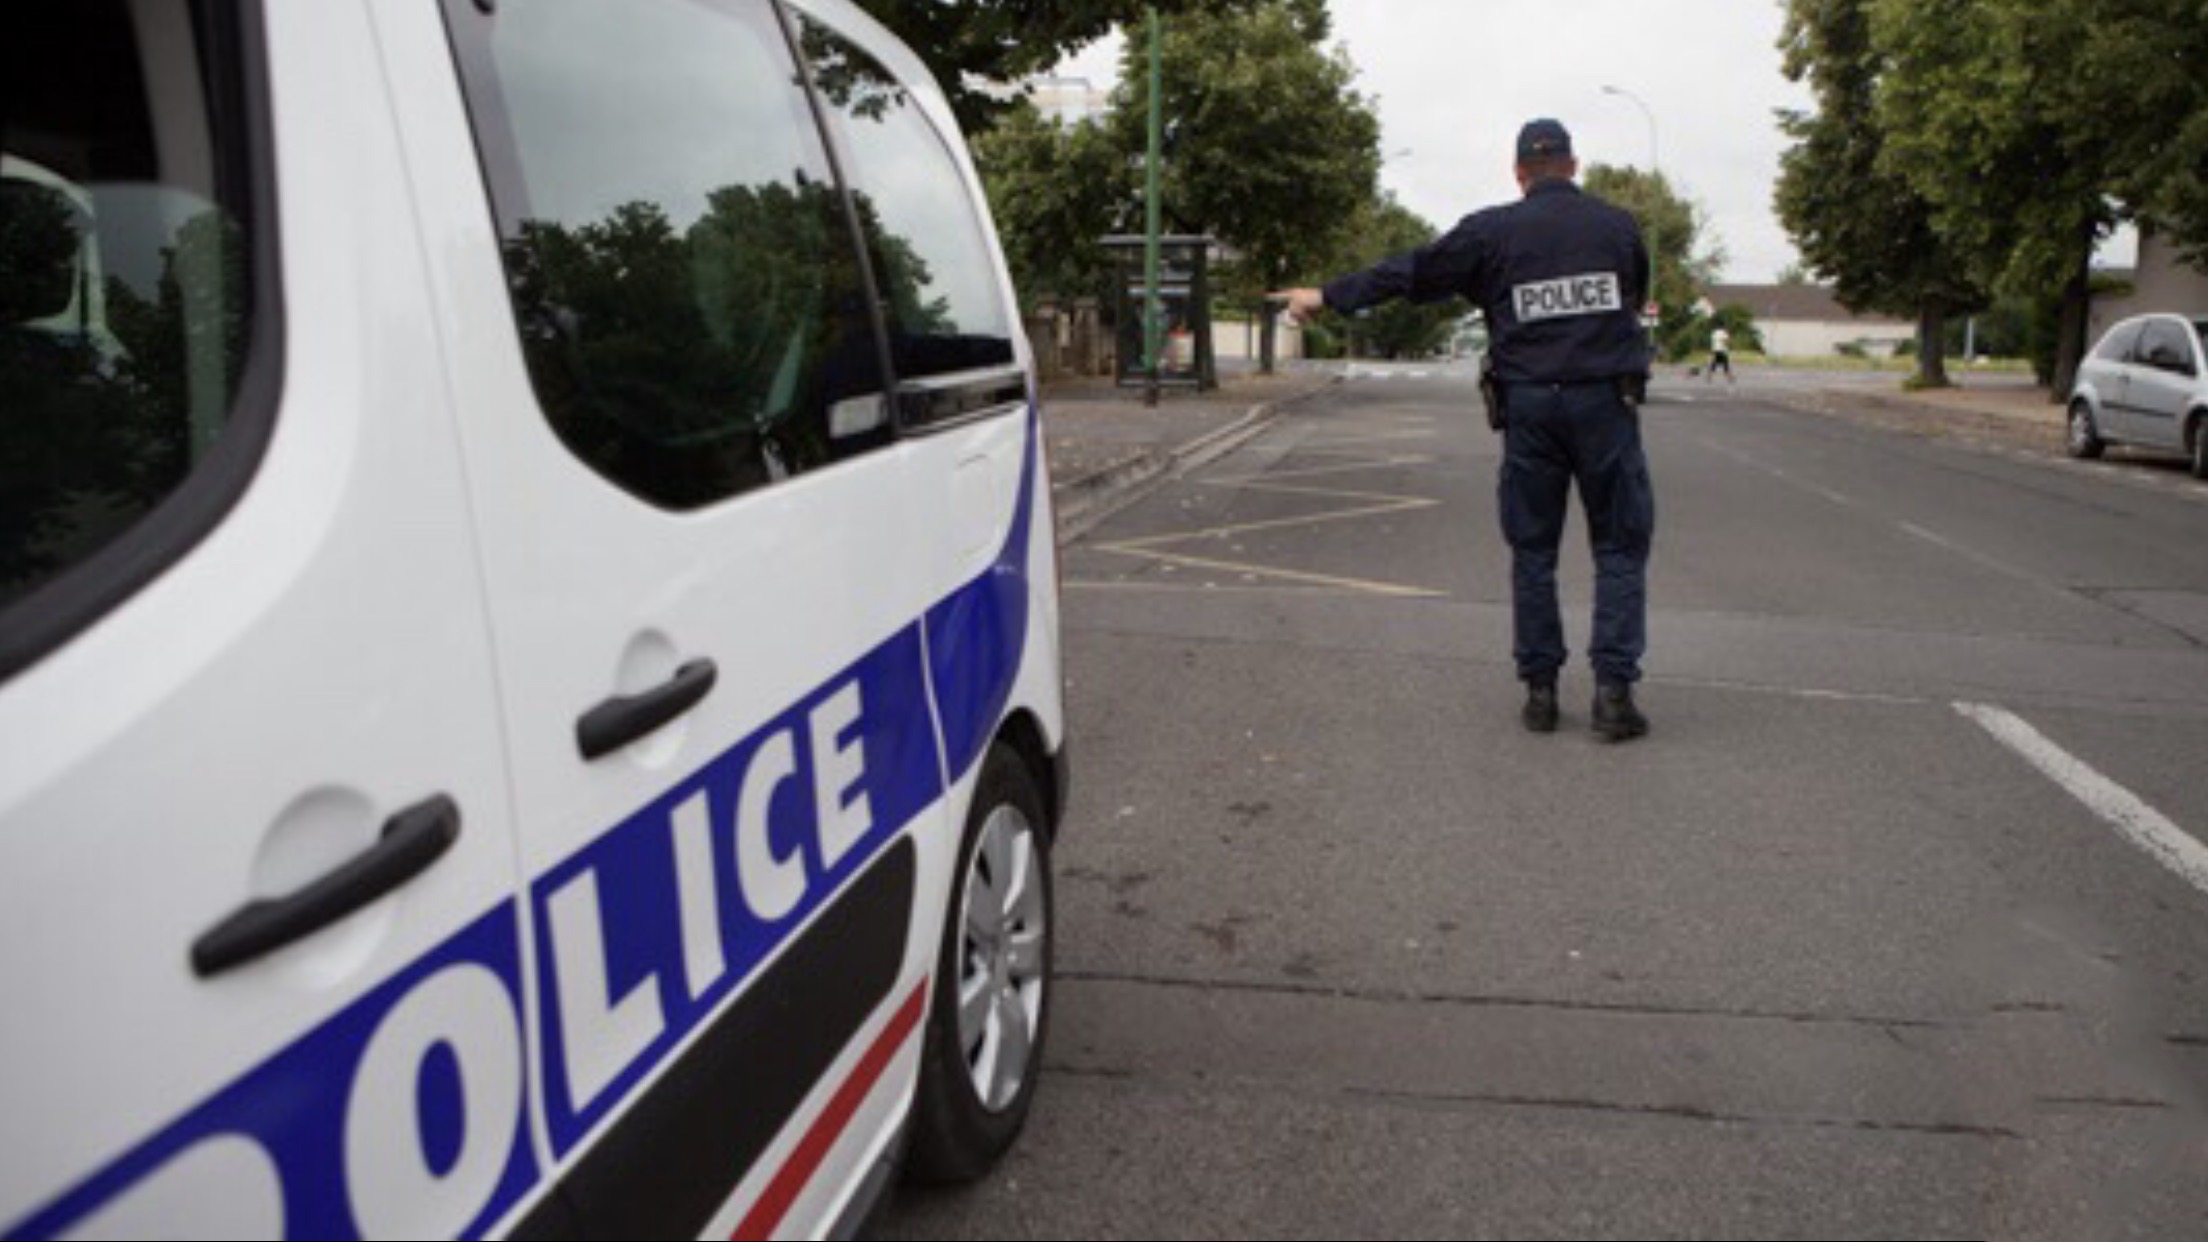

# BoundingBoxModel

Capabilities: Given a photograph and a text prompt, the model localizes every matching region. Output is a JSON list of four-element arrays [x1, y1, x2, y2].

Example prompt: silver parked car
[[2068, 312, 2208, 477]]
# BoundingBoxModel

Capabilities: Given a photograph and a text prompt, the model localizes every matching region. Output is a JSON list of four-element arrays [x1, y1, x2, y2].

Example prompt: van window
[[445, 0, 890, 510], [798, 19, 1017, 383], [1, 2, 261, 618]]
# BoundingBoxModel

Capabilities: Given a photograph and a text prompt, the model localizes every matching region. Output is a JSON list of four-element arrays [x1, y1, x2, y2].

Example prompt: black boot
[[1591, 682, 1648, 742], [1522, 680, 1559, 733]]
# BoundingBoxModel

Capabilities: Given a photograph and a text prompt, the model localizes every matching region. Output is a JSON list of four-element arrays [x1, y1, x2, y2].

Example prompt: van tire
[[906, 743, 1054, 1185]]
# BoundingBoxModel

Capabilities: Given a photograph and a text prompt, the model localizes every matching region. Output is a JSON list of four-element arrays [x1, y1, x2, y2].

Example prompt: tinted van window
[[799, 19, 1016, 382], [446, 0, 888, 510], [1, 2, 260, 616]]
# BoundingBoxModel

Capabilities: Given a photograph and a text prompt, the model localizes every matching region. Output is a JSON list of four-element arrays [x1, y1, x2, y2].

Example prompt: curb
[[1050, 375, 1343, 544], [1757, 383, 2063, 436]]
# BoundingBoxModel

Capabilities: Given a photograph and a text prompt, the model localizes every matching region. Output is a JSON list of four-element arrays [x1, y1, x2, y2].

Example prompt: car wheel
[[2067, 399, 2105, 459], [906, 742, 1053, 1184], [2191, 414, 2208, 480]]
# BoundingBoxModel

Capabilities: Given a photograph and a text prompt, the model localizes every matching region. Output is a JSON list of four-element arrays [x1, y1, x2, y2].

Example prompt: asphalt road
[[875, 362, 2208, 1241]]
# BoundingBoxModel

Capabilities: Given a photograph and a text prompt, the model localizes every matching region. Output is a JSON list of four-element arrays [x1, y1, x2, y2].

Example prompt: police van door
[[1, 3, 537, 1239], [392, 0, 948, 1235], [791, 7, 1044, 797]]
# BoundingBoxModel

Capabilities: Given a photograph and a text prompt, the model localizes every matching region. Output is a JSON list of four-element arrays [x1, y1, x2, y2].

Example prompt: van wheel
[[906, 744, 1053, 1184], [2068, 400, 2105, 459]]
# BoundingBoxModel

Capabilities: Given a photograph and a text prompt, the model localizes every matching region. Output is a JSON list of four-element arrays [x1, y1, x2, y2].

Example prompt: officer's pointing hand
[[1272, 288, 1325, 325]]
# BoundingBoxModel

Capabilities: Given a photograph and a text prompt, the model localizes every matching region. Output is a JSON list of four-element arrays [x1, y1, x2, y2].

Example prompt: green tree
[[1774, 0, 1985, 389], [970, 102, 1129, 311], [848, 0, 1298, 134], [1109, 0, 1380, 370], [1582, 164, 1720, 361], [2101, 1, 2208, 268], [1709, 304, 1765, 354], [1319, 193, 1467, 359], [1955, 0, 2202, 276], [1871, 0, 2208, 395]]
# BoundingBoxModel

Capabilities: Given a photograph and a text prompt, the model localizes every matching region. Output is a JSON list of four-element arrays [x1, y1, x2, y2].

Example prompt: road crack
[[1340, 1086, 2023, 1141], [1056, 968, 1946, 1031]]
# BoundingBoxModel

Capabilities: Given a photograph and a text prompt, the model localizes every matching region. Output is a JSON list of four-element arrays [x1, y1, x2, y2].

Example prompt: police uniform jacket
[[1323, 179, 1650, 386]]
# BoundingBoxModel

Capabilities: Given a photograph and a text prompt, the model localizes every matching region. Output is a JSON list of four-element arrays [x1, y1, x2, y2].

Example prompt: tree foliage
[[1778, 0, 2208, 395], [1869, 0, 2119, 298], [970, 1, 1374, 324], [1318, 193, 1466, 359], [971, 102, 1128, 310], [2102, 1, 2208, 268], [1582, 164, 1719, 361], [1708, 303, 1766, 354], [1774, 0, 1983, 388], [849, 0, 1302, 134], [1110, 1, 1379, 295]]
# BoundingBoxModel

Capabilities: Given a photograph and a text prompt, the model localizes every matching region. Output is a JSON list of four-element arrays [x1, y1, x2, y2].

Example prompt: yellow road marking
[[1208, 454, 1437, 486], [1297, 429, 1439, 451], [1099, 496, 1434, 550], [1095, 546, 1448, 598], [1088, 416, 1449, 598]]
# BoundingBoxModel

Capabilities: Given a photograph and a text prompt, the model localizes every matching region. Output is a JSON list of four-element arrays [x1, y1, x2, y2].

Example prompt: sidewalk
[[1042, 368, 1339, 540], [1836, 371, 2061, 427], [1762, 369, 2068, 452]]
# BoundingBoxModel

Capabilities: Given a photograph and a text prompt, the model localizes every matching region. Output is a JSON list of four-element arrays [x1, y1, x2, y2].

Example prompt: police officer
[[1279, 118, 1655, 741]]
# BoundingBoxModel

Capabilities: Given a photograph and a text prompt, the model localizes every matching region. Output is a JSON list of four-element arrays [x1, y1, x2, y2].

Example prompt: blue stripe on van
[[5, 907, 537, 1242], [926, 404, 1037, 781], [530, 622, 942, 1153]]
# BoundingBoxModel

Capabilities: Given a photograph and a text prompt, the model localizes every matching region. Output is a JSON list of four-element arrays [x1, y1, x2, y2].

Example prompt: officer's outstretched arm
[[1275, 215, 1486, 324]]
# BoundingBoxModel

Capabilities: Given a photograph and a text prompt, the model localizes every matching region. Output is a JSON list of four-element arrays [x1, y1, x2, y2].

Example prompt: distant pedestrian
[[1276, 117, 1655, 741], [1707, 326, 1734, 382]]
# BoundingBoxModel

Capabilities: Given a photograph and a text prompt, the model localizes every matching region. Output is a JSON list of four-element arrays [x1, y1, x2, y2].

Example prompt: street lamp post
[[1143, 6, 1164, 406], [1601, 84, 1662, 355]]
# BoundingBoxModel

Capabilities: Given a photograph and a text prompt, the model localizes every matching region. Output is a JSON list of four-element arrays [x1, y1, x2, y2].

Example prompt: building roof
[[1705, 283, 1908, 327]]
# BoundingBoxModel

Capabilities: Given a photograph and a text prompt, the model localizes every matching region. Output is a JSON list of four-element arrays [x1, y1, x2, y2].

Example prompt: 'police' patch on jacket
[[1513, 273, 1622, 323]]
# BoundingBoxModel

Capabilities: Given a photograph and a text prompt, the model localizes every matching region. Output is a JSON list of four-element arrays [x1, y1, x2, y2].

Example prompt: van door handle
[[576, 658, 718, 760], [192, 795, 461, 978]]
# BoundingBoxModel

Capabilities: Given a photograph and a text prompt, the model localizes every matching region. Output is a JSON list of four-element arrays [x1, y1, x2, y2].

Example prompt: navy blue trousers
[[1496, 380, 1655, 686]]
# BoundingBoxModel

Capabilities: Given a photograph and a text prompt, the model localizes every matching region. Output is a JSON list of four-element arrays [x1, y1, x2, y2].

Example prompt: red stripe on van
[[732, 980, 929, 1240]]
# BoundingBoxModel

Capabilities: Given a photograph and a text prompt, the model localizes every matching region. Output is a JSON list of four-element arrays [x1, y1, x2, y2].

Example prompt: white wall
[[2090, 229, 2208, 340], [1211, 317, 1304, 362], [1759, 318, 1915, 359]]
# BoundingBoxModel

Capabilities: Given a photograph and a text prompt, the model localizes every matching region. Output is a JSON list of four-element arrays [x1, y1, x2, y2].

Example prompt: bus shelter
[[1101, 234, 1217, 392]]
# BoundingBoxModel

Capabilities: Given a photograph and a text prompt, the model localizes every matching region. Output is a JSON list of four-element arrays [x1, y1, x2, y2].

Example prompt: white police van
[[0, 0, 1066, 1237]]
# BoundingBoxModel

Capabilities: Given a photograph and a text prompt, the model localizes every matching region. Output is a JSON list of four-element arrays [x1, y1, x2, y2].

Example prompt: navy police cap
[[1516, 118, 1573, 161]]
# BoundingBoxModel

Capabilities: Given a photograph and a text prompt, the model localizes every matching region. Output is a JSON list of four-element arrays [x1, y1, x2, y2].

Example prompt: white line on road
[[1696, 437, 1860, 508], [1955, 702, 2208, 896], [1897, 521, 2042, 586]]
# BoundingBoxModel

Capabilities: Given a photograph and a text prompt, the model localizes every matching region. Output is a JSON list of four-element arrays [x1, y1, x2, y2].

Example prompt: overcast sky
[[1056, 0, 1816, 283]]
